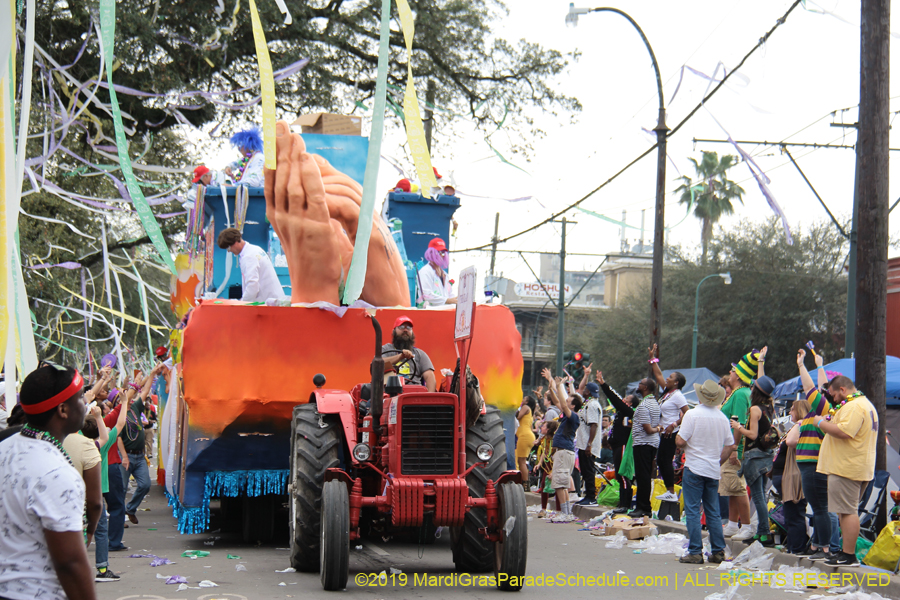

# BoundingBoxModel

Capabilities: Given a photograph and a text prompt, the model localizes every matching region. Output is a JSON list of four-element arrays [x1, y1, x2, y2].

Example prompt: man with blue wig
[[224, 128, 265, 187]]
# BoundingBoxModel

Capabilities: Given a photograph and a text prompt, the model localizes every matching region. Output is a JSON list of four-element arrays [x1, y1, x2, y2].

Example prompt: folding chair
[[859, 470, 891, 542]]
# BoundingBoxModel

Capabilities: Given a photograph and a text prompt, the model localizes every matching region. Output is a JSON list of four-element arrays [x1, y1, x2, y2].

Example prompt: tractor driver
[[381, 316, 436, 392]]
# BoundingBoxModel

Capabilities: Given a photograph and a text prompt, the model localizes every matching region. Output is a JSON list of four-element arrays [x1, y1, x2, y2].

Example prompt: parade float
[[160, 121, 525, 576]]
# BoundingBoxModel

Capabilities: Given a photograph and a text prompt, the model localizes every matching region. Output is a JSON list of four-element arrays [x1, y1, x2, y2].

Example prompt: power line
[[451, 0, 804, 254]]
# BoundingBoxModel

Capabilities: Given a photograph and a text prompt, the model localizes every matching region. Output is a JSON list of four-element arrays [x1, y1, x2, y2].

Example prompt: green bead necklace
[[20, 424, 73, 466]]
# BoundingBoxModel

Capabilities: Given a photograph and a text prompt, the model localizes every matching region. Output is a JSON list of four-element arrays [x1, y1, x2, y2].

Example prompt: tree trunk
[[700, 217, 712, 266], [855, 0, 889, 530]]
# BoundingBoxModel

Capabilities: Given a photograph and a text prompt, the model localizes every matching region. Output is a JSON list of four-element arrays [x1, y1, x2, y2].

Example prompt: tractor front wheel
[[494, 482, 527, 591], [451, 406, 506, 573], [290, 404, 342, 572], [320, 480, 350, 591]]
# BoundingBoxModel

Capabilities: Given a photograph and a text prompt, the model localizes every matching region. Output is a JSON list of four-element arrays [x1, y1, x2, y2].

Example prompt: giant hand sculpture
[[264, 121, 410, 306]]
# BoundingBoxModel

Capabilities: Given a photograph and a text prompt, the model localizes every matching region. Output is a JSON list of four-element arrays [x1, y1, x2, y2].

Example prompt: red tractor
[[287, 306, 527, 591]]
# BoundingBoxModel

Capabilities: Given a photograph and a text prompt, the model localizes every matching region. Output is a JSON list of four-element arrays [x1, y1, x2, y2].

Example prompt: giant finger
[[298, 150, 331, 225], [274, 121, 296, 215]]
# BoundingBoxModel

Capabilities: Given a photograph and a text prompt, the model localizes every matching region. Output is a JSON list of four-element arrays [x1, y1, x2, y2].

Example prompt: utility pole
[[424, 81, 435, 153], [489, 213, 500, 278], [855, 0, 889, 528], [828, 122, 861, 357], [556, 217, 568, 376]]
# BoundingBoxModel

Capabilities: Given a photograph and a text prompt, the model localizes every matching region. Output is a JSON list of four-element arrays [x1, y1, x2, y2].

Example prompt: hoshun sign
[[514, 282, 572, 300]]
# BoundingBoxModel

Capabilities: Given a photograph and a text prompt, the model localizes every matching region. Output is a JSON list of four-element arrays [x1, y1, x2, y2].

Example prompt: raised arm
[[797, 349, 816, 393], [757, 346, 767, 379], [815, 352, 827, 389], [556, 377, 572, 419], [648, 344, 666, 388], [596, 370, 632, 416], [92, 406, 108, 450], [577, 363, 592, 396]]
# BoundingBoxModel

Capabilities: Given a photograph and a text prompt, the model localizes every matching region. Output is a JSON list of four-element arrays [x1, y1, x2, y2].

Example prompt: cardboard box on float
[[293, 113, 362, 136]]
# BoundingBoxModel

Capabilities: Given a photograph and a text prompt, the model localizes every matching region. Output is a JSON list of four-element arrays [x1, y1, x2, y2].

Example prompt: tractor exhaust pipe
[[369, 315, 384, 440]]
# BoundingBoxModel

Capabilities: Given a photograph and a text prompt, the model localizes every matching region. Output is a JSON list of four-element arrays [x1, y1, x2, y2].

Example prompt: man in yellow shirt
[[815, 375, 878, 567]]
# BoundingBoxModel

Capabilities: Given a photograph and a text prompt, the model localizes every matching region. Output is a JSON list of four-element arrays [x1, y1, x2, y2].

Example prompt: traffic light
[[565, 351, 591, 382]]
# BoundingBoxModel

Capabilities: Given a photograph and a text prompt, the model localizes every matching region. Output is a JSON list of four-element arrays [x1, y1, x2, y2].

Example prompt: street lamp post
[[691, 272, 732, 368], [566, 3, 669, 357]]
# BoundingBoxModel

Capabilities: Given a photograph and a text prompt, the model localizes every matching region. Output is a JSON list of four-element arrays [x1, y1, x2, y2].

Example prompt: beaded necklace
[[20, 424, 73, 466], [234, 151, 256, 182], [825, 390, 864, 421]]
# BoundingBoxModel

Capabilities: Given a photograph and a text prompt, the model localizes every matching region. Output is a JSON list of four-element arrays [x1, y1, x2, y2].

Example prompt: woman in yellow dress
[[516, 396, 537, 491]]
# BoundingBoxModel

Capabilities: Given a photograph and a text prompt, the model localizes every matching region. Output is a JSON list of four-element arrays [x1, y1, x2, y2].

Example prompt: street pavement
[[94, 482, 886, 600]]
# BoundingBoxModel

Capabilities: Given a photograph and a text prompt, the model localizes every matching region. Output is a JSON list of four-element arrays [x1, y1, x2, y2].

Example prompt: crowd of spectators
[[0, 350, 168, 598], [519, 345, 881, 568]]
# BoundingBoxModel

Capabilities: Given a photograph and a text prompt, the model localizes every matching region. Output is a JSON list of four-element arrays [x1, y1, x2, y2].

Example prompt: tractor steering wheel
[[382, 349, 419, 384]]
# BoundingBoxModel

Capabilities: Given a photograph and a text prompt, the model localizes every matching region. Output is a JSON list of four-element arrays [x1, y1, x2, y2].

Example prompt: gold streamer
[[248, 0, 276, 169], [396, 0, 437, 198]]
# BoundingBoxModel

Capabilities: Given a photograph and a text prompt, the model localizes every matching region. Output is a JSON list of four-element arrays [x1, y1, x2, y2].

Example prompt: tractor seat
[[350, 383, 365, 403]]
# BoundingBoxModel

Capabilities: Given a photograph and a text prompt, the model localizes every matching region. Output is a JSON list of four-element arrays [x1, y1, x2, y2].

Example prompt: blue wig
[[230, 128, 263, 153]]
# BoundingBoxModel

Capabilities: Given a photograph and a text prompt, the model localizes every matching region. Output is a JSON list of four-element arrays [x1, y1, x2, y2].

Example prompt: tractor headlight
[[476, 443, 494, 462], [352, 443, 371, 462]]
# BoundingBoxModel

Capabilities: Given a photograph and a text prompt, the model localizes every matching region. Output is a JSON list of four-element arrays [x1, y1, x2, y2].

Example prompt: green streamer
[[33, 332, 77, 354], [341, 0, 391, 305], [98, 0, 177, 274]]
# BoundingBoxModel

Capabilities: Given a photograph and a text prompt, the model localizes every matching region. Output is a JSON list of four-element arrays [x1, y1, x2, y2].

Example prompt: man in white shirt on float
[[217, 228, 286, 303]]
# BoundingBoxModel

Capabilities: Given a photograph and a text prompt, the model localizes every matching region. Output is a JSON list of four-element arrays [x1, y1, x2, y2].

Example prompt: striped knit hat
[[732, 350, 760, 385]]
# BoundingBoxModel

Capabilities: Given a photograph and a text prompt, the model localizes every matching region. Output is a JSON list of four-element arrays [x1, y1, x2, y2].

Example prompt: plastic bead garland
[[234, 151, 256, 182], [824, 390, 864, 421]]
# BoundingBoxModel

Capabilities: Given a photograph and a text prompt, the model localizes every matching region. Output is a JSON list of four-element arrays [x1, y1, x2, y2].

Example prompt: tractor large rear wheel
[[494, 482, 527, 591], [451, 405, 506, 573], [290, 404, 342, 572], [320, 480, 350, 591]]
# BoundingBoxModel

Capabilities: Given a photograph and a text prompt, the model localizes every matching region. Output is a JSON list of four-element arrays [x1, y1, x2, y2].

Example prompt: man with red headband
[[381, 316, 436, 392], [417, 237, 457, 308], [0, 363, 96, 600]]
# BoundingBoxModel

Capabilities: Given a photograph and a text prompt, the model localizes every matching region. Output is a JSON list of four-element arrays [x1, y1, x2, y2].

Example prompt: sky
[[370, 0, 900, 288], [203, 0, 900, 294]]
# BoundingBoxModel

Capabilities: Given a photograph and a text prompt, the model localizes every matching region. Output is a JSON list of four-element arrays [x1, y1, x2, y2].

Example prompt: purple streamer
[[27, 261, 82, 270], [91, 58, 308, 102], [727, 136, 793, 245]]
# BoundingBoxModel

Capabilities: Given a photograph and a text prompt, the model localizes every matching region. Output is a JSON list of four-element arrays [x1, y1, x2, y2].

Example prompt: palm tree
[[675, 151, 745, 265]]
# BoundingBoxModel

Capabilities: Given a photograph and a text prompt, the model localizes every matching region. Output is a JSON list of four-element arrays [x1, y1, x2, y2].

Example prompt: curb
[[525, 492, 900, 595]]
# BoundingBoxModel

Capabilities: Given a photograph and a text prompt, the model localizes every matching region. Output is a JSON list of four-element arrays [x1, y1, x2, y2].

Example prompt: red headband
[[22, 371, 84, 415]]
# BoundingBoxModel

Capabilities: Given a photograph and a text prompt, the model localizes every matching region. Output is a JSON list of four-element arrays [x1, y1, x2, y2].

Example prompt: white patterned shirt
[[0, 435, 85, 600], [632, 395, 661, 448]]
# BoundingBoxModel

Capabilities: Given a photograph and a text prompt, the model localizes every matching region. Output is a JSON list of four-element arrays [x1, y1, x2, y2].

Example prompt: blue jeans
[[747, 472, 770, 536], [95, 501, 109, 568], [105, 463, 126, 549], [683, 467, 726, 555], [797, 461, 835, 550], [125, 452, 151, 515]]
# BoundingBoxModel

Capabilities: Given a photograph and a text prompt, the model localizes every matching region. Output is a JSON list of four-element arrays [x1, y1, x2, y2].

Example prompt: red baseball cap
[[428, 238, 447, 252], [192, 165, 210, 183], [393, 315, 414, 329], [395, 178, 411, 192]]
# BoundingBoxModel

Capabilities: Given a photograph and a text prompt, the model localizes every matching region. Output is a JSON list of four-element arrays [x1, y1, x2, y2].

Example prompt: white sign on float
[[454, 266, 476, 340], [514, 281, 572, 299]]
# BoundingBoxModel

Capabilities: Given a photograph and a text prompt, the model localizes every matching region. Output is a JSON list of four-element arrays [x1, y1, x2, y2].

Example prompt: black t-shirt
[[122, 400, 145, 454]]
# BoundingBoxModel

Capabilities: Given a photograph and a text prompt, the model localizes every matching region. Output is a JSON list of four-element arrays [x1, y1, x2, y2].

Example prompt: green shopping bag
[[597, 480, 620, 507], [619, 434, 635, 481]]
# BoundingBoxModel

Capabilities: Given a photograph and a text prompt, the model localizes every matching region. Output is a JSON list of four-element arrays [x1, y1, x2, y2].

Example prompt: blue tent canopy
[[771, 356, 900, 406], [625, 367, 721, 406]]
